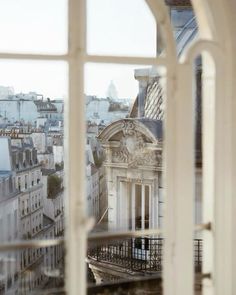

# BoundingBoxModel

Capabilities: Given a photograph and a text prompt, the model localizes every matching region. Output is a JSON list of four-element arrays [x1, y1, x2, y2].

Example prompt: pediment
[[98, 119, 162, 169], [109, 130, 152, 144], [98, 119, 161, 145]]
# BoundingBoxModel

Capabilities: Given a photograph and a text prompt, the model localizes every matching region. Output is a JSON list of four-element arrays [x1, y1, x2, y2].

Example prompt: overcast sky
[[0, 0, 156, 100]]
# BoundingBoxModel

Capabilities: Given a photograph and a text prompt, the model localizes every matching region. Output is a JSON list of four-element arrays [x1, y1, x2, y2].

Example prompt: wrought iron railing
[[88, 238, 202, 273], [88, 275, 162, 295]]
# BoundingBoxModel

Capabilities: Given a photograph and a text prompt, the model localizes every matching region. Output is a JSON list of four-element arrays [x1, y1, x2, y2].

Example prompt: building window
[[119, 181, 152, 231], [25, 175, 28, 190]]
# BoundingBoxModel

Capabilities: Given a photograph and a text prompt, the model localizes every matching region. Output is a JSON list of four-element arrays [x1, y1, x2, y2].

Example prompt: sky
[[0, 0, 156, 100]]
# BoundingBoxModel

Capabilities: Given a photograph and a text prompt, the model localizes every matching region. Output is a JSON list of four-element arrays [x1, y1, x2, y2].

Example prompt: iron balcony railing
[[88, 238, 202, 273]]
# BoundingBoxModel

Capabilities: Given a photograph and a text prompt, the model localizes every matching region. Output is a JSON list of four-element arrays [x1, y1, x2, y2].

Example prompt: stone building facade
[[0, 169, 21, 294], [0, 134, 65, 293], [98, 119, 163, 232]]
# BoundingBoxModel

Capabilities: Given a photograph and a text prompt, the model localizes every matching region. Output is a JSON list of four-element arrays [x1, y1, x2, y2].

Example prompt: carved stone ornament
[[111, 120, 162, 168]]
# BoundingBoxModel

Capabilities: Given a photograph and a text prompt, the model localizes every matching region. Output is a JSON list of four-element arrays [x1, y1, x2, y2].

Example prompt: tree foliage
[[47, 174, 62, 199]]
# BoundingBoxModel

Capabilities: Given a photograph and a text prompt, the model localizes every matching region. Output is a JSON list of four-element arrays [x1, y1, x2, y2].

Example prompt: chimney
[[134, 68, 159, 118], [134, 69, 150, 118]]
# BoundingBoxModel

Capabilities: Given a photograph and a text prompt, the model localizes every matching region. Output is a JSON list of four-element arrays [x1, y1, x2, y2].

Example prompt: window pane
[[0, 60, 67, 292], [0, 0, 67, 54], [170, 7, 198, 56], [87, 0, 158, 57], [0, 248, 65, 294], [86, 62, 165, 289], [86, 2, 201, 291]]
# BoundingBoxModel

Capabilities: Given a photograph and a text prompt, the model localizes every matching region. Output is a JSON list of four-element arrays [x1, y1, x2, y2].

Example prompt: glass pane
[[86, 62, 165, 290], [135, 184, 142, 230], [170, 6, 198, 56], [0, 0, 67, 54], [86, 4, 201, 293], [87, 0, 158, 57], [85, 63, 148, 124], [0, 248, 65, 294], [0, 60, 67, 293]]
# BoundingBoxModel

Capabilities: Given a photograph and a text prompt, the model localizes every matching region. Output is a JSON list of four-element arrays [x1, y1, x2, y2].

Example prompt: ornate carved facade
[[98, 118, 163, 231]]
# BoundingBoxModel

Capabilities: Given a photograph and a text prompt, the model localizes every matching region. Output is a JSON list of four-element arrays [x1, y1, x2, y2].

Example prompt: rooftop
[[0, 171, 12, 178], [43, 214, 54, 228], [137, 118, 163, 140], [41, 168, 56, 176], [165, 0, 191, 6]]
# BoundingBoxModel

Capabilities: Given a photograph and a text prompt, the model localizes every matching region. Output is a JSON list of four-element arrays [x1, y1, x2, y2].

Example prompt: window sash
[[0, 1, 228, 295]]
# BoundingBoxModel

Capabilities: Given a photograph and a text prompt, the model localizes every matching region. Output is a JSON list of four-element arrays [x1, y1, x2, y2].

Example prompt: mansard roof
[[137, 119, 162, 140], [165, 0, 191, 6], [34, 100, 57, 112], [130, 7, 197, 119]]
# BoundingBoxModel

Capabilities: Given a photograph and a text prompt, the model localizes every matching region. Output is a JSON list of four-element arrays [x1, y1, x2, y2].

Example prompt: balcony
[[88, 238, 202, 273], [14, 272, 18, 281], [55, 230, 64, 237], [55, 209, 62, 218], [0, 282, 5, 293], [23, 232, 32, 240], [88, 276, 162, 295]]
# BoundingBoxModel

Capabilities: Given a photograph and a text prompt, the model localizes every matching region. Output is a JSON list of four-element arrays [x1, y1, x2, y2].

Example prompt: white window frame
[[0, 1, 234, 295]]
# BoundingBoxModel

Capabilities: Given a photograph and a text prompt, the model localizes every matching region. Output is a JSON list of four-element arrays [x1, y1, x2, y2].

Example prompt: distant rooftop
[[34, 100, 57, 112], [165, 0, 191, 6], [41, 168, 56, 176], [43, 214, 54, 228], [0, 171, 12, 178]]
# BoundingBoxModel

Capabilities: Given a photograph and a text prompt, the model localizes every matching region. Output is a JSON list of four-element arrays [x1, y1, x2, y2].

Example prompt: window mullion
[[66, 0, 87, 295], [164, 63, 194, 295]]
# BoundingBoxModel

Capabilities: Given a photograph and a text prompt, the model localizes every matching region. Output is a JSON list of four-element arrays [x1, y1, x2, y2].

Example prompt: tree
[[47, 174, 62, 199]]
